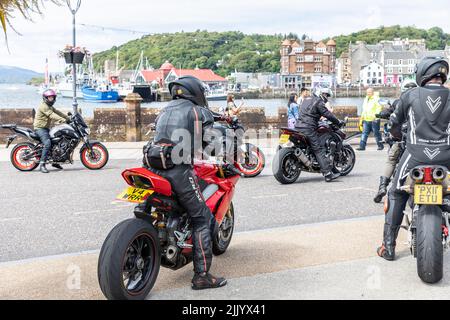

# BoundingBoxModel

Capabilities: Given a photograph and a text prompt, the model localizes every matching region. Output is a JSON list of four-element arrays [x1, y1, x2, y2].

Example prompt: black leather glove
[[338, 120, 346, 128]]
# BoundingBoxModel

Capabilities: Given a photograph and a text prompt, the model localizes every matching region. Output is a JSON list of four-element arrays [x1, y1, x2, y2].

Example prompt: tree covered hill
[[93, 26, 450, 76]]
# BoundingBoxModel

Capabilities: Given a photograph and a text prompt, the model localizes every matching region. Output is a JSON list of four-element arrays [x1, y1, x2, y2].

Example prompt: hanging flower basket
[[58, 45, 90, 64], [63, 51, 85, 64]]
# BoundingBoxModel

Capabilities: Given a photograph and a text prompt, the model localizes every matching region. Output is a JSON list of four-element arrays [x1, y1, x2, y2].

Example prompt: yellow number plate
[[116, 187, 154, 204], [414, 185, 443, 205], [279, 134, 290, 144]]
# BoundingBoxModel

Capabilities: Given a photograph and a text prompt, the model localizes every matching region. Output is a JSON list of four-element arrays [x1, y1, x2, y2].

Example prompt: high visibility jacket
[[361, 96, 382, 122]]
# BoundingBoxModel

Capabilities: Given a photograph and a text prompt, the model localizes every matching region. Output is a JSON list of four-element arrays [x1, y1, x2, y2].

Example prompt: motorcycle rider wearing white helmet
[[373, 79, 418, 203], [295, 87, 345, 182]]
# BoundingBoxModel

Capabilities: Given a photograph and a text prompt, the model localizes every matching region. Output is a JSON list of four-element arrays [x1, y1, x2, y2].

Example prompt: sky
[[0, 0, 449, 73]]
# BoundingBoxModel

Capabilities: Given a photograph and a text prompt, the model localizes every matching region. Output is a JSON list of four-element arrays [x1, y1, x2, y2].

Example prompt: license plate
[[116, 187, 154, 203], [279, 134, 290, 144], [414, 185, 443, 205]]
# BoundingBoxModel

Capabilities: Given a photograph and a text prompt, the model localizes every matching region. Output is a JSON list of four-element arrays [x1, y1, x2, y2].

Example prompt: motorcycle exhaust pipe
[[166, 245, 179, 262], [410, 168, 424, 181], [294, 148, 312, 167], [433, 167, 446, 181]]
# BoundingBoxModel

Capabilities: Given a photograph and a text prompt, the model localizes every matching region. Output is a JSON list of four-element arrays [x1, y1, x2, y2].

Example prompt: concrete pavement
[[2, 137, 439, 300], [1, 215, 449, 300]]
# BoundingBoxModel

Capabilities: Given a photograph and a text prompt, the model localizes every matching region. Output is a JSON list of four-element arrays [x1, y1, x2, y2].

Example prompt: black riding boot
[[377, 224, 400, 261], [374, 176, 390, 203]]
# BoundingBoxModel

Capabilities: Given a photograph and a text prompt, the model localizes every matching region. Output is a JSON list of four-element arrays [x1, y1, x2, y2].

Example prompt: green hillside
[[323, 25, 449, 57], [93, 26, 450, 76], [93, 31, 283, 77]]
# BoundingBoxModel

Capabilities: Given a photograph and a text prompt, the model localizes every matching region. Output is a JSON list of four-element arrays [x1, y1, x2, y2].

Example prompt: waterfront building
[[359, 62, 384, 86], [138, 61, 227, 90], [280, 38, 336, 89]]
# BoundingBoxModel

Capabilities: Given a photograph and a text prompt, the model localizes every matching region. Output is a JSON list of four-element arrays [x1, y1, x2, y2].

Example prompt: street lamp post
[[66, 0, 82, 115]]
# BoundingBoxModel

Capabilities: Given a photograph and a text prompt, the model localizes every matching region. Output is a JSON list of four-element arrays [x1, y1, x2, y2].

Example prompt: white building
[[360, 62, 384, 86]]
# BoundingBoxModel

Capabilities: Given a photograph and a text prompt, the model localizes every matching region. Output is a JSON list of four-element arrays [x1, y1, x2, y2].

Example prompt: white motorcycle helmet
[[314, 87, 333, 102], [400, 79, 418, 93]]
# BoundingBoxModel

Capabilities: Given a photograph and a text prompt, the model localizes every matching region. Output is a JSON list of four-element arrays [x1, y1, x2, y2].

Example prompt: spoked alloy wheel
[[334, 145, 356, 176], [235, 144, 265, 178], [272, 148, 301, 184], [98, 218, 161, 300], [10, 143, 39, 171], [80, 143, 109, 170]]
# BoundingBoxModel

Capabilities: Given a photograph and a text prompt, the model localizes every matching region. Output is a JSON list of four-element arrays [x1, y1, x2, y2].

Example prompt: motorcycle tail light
[[423, 167, 433, 184]]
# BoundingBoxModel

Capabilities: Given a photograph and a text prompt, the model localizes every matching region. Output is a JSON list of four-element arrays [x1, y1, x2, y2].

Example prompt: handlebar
[[223, 163, 245, 177]]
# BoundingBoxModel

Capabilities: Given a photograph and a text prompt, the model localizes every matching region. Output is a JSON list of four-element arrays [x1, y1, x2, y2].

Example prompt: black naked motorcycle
[[1, 113, 109, 171], [272, 119, 356, 184]]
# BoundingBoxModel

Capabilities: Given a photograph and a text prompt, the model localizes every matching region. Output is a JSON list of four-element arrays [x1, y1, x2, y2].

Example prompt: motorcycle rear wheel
[[10, 143, 39, 171], [272, 148, 301, 184], [416, 205, 444, 284], [98, 218, 161, 300]]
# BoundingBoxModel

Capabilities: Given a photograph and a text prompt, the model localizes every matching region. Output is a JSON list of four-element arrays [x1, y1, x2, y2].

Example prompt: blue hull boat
[[82, 86, 119, 103]]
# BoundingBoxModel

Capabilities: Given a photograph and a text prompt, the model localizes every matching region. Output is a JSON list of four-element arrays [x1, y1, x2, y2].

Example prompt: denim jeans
[[35, 128, 51, 163], [360, 120, 383, 149]]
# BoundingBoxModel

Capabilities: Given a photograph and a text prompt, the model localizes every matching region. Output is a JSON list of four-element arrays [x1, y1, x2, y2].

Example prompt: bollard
[[124, 93, 143, 142]]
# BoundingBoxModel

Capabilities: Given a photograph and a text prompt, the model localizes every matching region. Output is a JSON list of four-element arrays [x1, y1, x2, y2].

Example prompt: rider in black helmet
[[377, 57, 450, 261], [142, 75, 227, 290]]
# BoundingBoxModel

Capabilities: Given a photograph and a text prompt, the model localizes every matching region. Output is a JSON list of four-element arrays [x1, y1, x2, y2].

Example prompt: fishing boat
[[81, 84, 119, 102], [206, 87, 228, 101]]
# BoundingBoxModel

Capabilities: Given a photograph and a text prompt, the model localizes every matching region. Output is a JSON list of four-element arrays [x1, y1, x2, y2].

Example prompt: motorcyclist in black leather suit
[[373, 79, 418, 203], [143, 76, 227, 290], [377, 57, 450, 261], [296, 88, 344, 182]]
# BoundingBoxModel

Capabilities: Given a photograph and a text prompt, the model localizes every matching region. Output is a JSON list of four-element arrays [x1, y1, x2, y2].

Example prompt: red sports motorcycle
[[97, 161, 242, 300]]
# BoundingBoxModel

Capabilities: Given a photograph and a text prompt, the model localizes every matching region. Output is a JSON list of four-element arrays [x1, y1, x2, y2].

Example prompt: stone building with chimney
[[280, 38, 336, 89]]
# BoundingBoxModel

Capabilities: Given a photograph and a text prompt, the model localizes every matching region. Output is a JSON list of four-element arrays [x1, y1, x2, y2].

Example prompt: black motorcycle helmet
[[168, 75, 209, 108], [415, 56, 449, 87], [42, 89, 57, 107]]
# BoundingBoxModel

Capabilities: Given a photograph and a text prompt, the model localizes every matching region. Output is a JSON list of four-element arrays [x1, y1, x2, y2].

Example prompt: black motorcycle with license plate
[[1, 113, 109, 171], [272, 119, 356, 184]]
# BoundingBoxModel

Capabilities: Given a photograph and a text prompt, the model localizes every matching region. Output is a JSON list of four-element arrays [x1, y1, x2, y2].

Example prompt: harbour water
[[0, 84, 388, 117]]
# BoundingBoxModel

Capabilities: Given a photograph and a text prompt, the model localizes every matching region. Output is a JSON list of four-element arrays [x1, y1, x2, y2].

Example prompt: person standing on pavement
[[287, 93, 299, 129], [357, 88, 384, 151], [297, 87, 310, 106], [223, 94, 244, 117], [33, 89, 70, 173]]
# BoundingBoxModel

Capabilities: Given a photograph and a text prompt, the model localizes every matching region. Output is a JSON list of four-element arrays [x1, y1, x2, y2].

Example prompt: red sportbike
[[97, 161, 242, 300]]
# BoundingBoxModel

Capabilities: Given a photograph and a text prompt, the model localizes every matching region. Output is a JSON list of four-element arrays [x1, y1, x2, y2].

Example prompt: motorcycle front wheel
[[213, 202, 235, 255], [98, 218, 161, 300], [334, 145, 356, 176], [235, 143, 265, 178], [80, 142, 109, 170], [272, 148, 301, 184]]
